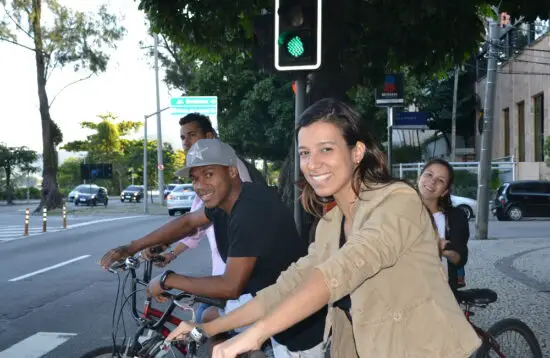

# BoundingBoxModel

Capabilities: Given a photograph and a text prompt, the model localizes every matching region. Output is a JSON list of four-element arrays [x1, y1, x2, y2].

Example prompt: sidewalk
[[466, 237, 549, 355]]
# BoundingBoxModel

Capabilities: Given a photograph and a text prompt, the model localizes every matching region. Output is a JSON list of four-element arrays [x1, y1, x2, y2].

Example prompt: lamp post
[[143, 106, 170, 213]]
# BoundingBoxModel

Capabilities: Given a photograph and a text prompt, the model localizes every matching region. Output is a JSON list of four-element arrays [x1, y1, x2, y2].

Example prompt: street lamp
[[143, 106, 170, 213]]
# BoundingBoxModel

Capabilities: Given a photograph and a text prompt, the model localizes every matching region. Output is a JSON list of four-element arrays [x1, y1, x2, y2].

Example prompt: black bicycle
[[81, 248, 265, 358]]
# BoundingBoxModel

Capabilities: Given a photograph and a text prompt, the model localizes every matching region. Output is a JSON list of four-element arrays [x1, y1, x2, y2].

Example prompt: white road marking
[[8, 255, 91, 282], [0, 215, 147, 243], [0, 332, 77, 358]]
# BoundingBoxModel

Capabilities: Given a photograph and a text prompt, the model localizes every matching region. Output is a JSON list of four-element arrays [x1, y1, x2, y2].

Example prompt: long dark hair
[[420, 158, 455, 216], [296, 98, 396, 217]]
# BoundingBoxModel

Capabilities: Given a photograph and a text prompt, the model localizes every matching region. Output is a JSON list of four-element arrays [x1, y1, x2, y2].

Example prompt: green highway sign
[[170, 96, 218, 116]]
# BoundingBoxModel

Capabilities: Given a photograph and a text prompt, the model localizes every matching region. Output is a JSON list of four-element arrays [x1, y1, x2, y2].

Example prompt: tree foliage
[[62, 113, 182, 194], [0, 0, 125, 210], [0, 143, 38, 203]]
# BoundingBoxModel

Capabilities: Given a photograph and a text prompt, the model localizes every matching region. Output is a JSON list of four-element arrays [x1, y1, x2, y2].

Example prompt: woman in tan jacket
[[167, 98, 481, 358]]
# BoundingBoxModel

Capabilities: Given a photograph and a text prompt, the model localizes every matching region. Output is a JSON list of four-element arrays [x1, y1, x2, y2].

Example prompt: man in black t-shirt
[[99, 139, 326, 356]]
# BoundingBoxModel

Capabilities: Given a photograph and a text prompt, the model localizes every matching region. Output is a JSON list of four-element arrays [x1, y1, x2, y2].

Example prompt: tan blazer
[[256, 182, 481, 357]]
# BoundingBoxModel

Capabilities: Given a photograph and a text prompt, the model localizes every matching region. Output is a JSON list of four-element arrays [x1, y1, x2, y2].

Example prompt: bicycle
[[456, 288, 543, 358], [81, 250, 266, 358]]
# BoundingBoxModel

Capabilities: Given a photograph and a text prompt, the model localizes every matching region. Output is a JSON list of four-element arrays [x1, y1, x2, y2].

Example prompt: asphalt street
[[0, 209, 548, 357]]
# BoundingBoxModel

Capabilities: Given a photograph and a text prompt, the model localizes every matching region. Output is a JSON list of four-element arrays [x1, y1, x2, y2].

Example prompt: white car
[[167, 184, 196, 216], [451, 195, 477, 220]]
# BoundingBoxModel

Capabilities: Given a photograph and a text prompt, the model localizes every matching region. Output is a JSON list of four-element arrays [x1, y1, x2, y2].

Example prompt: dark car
[[121, 185, 144, 203], [492, 180, 550, 221], [74, 186, 109, 207]]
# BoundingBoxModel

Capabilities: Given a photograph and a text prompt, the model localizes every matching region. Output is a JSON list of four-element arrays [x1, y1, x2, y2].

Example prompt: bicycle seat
[[456, 288, 498, 305]]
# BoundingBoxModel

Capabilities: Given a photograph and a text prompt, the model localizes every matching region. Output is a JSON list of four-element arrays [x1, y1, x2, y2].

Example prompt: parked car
[[74, 186, 108, 206], [120, 185, 144, 203], [167, 184, 195, 216], [492, 180, 550, 221], [451, 195, 478, 220], [68, 184, 99, 202], [163, 183, 179, 199]]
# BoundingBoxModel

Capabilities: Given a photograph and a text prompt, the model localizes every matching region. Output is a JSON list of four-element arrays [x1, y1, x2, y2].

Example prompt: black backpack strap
[[333, 216, 352, 322]]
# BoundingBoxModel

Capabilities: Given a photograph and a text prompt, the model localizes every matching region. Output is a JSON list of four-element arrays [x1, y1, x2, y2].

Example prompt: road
[[0, 209, 548, 357]]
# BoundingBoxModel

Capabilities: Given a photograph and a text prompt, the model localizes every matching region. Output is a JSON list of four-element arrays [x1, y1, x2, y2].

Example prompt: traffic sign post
[[170, 96, 219, 131]]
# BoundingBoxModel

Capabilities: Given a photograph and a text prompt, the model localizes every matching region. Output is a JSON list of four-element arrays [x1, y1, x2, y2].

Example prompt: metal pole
[[475, 19, 500, 240], [294, 76, 306, 234], [143, 115, 149, 214], [153, 33, 165, 206], [450, 65, 460, 162], [62, 204, 67, 229], [387, 107, 394, 173]]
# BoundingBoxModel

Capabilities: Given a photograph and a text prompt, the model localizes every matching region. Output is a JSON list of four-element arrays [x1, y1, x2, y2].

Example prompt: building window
[[517, 101, 525, 162], [533, 93, 544, 162], [503, 108, 510, 157]]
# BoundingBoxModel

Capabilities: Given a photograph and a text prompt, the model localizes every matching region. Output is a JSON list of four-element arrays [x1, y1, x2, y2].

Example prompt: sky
[[0, 0, 188, 165]]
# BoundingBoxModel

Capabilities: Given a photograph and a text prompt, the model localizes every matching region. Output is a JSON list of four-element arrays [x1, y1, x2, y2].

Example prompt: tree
[[0, 144, 38, 204], [0, 0, 126, 210], [57, 156, 82, 192], [62, 113, 142, 192], [417, 64, 479, 147]]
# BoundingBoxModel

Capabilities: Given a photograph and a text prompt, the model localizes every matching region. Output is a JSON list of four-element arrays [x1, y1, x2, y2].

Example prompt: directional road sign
[[170, 96, 218, 116]]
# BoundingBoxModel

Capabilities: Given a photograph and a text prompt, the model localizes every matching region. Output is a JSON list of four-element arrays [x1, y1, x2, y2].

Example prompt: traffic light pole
[[294, 74, 307, 233], [153, 34, 166, 206]]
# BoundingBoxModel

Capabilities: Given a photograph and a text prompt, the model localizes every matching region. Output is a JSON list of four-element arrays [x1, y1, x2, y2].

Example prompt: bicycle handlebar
[[108, 254, 226, 309]]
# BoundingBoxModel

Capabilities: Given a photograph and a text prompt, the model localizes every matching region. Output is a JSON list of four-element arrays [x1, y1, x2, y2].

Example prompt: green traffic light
[[287, 36, 304, 57]]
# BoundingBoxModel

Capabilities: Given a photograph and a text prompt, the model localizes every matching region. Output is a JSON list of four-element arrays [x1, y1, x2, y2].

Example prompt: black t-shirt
[[204, 182, 327, 351]]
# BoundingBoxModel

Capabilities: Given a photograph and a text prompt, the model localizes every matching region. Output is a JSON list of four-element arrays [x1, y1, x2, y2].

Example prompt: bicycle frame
[[463, 304, 505, 358], [117, 258, 194, 357]]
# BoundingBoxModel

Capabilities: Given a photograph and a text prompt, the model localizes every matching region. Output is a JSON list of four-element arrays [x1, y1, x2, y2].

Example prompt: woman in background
[[417, 158, 470, 293]]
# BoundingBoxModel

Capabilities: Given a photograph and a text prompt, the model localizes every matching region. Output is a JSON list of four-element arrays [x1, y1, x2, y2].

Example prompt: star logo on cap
[[187, 145, 208, 163]]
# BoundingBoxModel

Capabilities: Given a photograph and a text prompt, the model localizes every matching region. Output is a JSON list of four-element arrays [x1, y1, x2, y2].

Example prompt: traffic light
[[274, 0, 322, 71]]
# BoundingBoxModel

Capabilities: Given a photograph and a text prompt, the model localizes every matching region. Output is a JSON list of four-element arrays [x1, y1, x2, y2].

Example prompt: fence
[[392, 157, 516, 199]]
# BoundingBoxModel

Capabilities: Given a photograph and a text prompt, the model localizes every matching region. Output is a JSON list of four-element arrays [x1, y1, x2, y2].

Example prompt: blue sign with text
[[394, 111, 429, 129]]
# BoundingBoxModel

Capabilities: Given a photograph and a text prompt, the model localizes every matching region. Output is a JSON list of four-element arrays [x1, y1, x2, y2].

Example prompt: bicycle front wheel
[[474, 318, 543, 358]]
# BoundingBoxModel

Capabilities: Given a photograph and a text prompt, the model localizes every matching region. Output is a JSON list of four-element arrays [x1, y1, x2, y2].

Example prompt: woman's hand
[[211, 326, 266, 358], [166, 321, 195, 342]]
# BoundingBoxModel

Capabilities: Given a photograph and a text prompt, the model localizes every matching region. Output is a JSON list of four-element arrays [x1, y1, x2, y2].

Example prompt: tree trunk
[[5, 167, 13, 204], [32, 0, 63, 212]]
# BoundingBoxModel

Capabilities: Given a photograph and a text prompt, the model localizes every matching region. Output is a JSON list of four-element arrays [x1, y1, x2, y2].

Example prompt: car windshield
[[172, 185, 194, 193], [167, 184, 177, 190], [125, 186, 142, 191], [78, 186, 97, 194]]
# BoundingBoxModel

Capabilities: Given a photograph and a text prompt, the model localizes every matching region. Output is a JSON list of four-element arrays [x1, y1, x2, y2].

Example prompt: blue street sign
[[393, 111, 429, 129], [170, 96, 218, 116]]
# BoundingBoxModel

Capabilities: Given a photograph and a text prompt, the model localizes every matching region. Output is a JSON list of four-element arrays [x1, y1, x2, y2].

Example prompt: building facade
[[475, 22, 550, 179]]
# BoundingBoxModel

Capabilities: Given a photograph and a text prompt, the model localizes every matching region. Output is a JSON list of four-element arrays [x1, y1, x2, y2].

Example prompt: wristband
[[189, 326, 208, 343], [159, 270, 174, 290]]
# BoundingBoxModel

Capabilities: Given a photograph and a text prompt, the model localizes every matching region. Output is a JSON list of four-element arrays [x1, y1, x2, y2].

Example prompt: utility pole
[[475, 19, 500, 240], [153, 33, 165, 206], [450, 65, 459, 162]]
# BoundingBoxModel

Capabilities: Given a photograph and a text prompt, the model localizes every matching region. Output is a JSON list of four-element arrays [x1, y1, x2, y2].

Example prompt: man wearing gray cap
[[100, 138, 326, 357]]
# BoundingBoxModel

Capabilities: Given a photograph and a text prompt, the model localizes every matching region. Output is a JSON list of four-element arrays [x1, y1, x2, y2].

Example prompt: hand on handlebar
[[147, 274, 169, 303], [141, 245, 169, 260], [165, 321, 195, 342], [153, 252, 175, 268], [99, 245, 132, 270]]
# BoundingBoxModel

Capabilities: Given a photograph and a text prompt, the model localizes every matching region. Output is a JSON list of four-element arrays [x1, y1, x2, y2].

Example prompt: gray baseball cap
[[175, 138, 238, 178]]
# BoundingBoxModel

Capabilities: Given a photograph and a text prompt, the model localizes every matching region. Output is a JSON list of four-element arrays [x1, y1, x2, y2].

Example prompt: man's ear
[[229, 167, 239, 179]]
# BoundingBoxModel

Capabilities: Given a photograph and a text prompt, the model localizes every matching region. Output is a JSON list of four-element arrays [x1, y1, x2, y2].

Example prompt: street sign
[[393, 111, 429, 130], [375, 73, 404, 106], [170, 96, 218, 116]]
